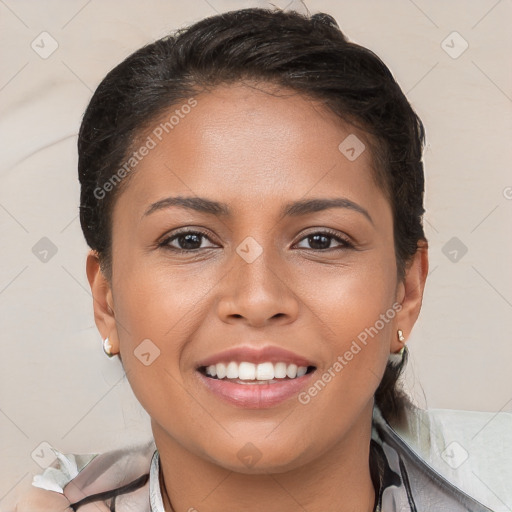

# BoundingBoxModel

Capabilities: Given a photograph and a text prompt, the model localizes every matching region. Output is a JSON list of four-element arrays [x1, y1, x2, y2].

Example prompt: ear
[[393, 240, 429, 353], [86, 250, 120, 355]]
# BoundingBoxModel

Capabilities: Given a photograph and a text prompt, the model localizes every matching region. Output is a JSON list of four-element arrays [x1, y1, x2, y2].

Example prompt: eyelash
[[158, 228, 354, 253]]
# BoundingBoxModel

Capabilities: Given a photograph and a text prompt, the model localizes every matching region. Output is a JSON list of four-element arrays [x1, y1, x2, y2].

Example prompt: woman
[[13, 7, 500, 512]]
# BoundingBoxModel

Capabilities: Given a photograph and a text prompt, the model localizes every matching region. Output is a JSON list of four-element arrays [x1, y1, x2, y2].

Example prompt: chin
[[201, 440, 312, 475]]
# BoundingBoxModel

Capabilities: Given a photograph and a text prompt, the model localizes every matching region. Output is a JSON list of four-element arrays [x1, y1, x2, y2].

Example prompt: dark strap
[[369, 438, 405, 511], [399, 457, 418, 512], [69, 473, 149, 511]]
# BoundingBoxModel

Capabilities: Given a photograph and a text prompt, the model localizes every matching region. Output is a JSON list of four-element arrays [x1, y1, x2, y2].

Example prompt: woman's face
[[89, 82, 424, 473]]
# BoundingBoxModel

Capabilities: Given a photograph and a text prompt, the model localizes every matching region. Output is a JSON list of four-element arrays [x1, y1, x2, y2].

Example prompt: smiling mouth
[[198, 362, 317, 384]]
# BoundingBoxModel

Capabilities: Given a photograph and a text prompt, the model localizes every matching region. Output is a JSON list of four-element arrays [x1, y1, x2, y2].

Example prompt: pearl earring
[[103, 337, 114, 358], [397, 329, 405, 342]]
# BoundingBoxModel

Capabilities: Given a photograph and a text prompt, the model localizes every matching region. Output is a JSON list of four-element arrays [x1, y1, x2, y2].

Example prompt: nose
[[216, 247, 300, 328]]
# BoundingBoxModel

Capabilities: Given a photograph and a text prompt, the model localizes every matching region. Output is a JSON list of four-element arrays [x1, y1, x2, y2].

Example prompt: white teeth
[[216, 363, 227, 379], [286, 364, 298, 378], [226, 361, 238, 379], [238, 362, 256, 380], [274, 362, 287, 379], [256, 362, 274, 380], [204, 361, 312, 380], [297, 366, 307, 377]]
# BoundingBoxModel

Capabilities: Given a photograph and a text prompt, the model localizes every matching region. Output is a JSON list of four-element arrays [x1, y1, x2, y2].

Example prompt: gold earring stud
[[397, 329, 405, 342]]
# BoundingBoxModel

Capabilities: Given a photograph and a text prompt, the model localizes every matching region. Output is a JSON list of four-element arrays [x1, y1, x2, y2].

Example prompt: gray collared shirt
[[25, 404, 500, 511], [145, 407, 493, 512]]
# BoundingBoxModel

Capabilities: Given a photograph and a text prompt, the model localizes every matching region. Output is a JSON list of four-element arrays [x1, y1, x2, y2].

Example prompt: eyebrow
[[142, 196, 374, 225]]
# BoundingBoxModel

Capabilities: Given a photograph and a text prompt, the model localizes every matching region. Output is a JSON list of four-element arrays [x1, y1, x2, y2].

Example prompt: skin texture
[[87, 82, 428, 512], [13, 485, 74, 512]]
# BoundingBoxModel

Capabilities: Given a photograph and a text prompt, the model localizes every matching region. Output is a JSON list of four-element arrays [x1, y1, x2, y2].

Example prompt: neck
[[153, 403, 376, 512]]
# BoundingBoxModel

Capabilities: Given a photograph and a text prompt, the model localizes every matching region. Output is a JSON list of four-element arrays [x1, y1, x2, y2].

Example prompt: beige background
[[1, 0, 511, 504]]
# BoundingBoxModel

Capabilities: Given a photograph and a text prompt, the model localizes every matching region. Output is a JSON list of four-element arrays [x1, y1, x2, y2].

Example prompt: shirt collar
[[149, 450, 165, 512]]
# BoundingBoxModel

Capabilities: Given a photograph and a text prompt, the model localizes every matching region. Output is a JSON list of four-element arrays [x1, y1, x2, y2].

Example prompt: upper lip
[[196, 345, 316, 369]]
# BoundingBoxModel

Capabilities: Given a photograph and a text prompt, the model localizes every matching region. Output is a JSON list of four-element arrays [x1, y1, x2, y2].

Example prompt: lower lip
[[196, 371, 316, 408]]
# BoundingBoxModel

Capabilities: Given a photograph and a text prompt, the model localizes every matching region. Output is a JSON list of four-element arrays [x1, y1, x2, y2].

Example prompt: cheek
[[294, 247, 397, 341], [111, 256, 223, 412], [293, 256, 397, 404], [326, 275, 396, 353], [113, 260, 215, 346]]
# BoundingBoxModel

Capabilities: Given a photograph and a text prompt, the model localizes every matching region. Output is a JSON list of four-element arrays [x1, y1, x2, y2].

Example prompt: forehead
[[114, 82, 389, 222]]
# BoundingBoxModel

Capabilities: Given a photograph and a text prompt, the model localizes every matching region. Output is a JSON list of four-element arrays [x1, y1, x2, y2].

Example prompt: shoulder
[[9, 440, 156, 512], [372, 403, 512, 511]]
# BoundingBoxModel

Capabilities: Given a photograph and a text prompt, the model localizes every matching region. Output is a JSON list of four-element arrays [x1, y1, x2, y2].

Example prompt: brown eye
[[295, 230, 353, 251], [159, 230, 218, 251]]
